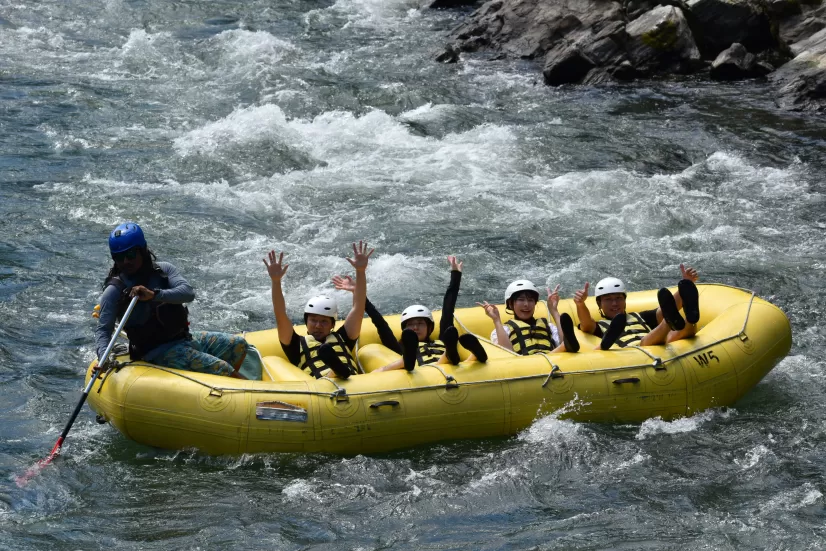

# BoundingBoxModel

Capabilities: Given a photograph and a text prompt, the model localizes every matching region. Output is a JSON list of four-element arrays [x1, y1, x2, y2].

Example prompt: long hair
[[102, 247, 157, 289]]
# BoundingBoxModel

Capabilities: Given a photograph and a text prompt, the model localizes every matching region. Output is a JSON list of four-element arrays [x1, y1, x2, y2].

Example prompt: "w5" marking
[[693, 350, 720, 367]]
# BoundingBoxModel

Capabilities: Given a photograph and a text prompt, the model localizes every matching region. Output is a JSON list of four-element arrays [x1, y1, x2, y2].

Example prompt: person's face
[[404, 318, 430, 341], [306, 314, 334, 341], [598, 293, 626, 318], [511, 292, 537, 321], [112, 247, 143, 275]]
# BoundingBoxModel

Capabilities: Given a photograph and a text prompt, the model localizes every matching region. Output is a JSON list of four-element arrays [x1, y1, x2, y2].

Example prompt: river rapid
[[2, 0, 825, 549]]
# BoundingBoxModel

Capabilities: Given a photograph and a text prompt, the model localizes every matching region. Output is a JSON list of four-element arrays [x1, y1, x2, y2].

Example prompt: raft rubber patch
[[256, 401, 308, 422]]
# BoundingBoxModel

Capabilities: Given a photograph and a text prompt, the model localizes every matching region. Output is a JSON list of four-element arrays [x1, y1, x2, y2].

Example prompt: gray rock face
[[710, 42, 772, 79], [543, 44, 597, 84], [686, 0, 777, 57], [450, 0, 625, 59], [438, 0, 826, 109], [771, 27, 826, 110], [779, 4, 826, 45], [626, 5, 701, 73]]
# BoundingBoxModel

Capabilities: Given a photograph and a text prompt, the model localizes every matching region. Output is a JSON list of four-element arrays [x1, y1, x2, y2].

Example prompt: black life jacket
[[505, 318, 556, 355], [298, 332, 358, 378], [597, 312, 651, 348], [106, 268, 190, 360], [415, 340, 446, 366]]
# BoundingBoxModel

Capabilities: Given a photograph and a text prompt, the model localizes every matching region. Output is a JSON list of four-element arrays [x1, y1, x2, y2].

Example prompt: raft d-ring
[[542, 365, 563, 387], [332, 388, 349, 403], [652, 358, 666, 371], [739, 332, 749, 342], [209, 388, 224, 398]]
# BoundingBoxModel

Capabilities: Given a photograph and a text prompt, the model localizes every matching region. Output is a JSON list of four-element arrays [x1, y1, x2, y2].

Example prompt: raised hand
[[477, 301, 501, 322], [546, 284, 560, 312], [573, 282, 590, 305], [263, 250, 289, 281], [332, 274, 356, 293], [680, 263, 699, 282], [346, 241, 374, 271], [448, 255, 463, 272]]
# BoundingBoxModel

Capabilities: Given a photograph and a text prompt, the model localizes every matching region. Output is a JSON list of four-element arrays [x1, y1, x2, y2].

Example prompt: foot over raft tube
[[86, 284, 792, 455]]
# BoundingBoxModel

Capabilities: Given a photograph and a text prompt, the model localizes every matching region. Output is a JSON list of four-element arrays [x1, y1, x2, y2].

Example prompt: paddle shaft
[[46, 296, 139, 460]]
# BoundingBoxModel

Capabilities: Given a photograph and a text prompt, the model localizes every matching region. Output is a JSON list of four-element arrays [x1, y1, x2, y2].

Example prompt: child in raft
[[572, 264, 701, 350], [478, 280, 580, 354], [332, 256, 488, 371]]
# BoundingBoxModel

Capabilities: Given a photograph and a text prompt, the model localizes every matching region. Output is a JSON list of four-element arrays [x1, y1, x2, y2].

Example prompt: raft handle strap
[[369, 400, 400, 409], [613, 377, 641, 385]]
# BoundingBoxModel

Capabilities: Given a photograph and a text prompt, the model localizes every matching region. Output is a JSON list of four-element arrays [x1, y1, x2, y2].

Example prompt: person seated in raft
[[331, 256, 489, 372], [572, 264, 701, 350], [95, 222, 249, 379], [263, 242, 374, 380], [478, 280, 580, 354]]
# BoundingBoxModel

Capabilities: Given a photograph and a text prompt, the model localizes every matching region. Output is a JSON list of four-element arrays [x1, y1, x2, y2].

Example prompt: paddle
[[15, 295, 139, 487]]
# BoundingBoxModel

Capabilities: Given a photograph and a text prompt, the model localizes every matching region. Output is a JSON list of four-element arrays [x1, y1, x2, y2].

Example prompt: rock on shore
[[438, 0, 826, 111]]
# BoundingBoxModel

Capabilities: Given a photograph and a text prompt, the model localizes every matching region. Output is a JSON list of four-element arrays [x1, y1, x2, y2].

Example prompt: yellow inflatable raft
[[86, 284, 791, 455]]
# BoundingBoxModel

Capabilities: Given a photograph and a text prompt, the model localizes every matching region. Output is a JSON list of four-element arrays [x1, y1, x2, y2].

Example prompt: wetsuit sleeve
[[282, 330, 302, 366], [94, 285, 122, 360], [153, 262, 195, 304], [439, 270, 462, 334], [365, 298, 402, 353], [336, 325, 358, 350], [639, 309, 659, 331]]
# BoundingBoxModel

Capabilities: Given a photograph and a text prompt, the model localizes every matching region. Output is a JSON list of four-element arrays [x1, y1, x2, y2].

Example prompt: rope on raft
[[96, 292, 757, 400]]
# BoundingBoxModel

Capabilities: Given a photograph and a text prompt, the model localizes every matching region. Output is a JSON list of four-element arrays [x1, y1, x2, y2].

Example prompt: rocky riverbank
[[434, 0, 826, 111]]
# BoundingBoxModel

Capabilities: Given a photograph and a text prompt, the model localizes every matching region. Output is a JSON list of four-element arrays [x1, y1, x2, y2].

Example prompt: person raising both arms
[[264, 242, 374, 380], [95, 222, 249, 379], [479, 279, 580, 355], [574, 264, 701, 350], [332, 255, 488, 372]]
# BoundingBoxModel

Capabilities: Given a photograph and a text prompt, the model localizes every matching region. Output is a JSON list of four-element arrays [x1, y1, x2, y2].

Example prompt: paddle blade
[[14, 437, 63, 487]]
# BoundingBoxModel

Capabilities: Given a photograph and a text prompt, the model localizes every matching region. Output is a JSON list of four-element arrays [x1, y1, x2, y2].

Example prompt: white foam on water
[[636, 408, 732, 440], [518, 397, 589, 445], [309, 0, 427, 29], [758, 482, 823, 513], [173, 104, 295, 156], [733, 444, 774, 470], [209, 28, 300, 84]]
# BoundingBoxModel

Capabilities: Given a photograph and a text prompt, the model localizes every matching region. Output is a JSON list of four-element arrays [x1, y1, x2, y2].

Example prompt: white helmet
[[304, 295, 338, 319], [595, 277, 626, 298], [505, 279, 540, 302], [401, 304, 434, 329]]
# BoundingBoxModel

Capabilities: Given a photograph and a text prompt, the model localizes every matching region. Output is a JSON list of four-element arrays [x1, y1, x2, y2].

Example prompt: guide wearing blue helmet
[[95, 222, 249, 379]]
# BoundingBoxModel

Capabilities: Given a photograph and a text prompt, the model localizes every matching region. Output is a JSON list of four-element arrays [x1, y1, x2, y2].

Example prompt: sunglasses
[[112, 248, 139, 263]]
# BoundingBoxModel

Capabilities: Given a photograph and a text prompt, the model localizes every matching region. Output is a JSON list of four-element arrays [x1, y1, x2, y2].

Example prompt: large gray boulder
[[626, 5, 701, 73], [771, 27, 826, 110], [686, 0, 777, 57], [710, 42, 772, 79]]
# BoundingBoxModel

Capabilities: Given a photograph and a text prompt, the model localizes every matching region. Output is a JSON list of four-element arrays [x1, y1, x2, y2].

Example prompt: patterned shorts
[[155, 331, 248, 376]]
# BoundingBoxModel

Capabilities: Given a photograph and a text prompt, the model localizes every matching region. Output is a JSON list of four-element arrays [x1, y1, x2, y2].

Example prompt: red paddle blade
[[14, 437, 64, 488]]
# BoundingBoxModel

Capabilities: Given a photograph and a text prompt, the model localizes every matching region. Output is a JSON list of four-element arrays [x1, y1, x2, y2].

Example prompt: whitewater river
[[2, 0, 825, 548]]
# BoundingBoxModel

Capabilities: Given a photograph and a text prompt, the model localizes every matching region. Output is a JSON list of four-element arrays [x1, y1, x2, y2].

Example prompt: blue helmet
[[109, 222, 147, 254]]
